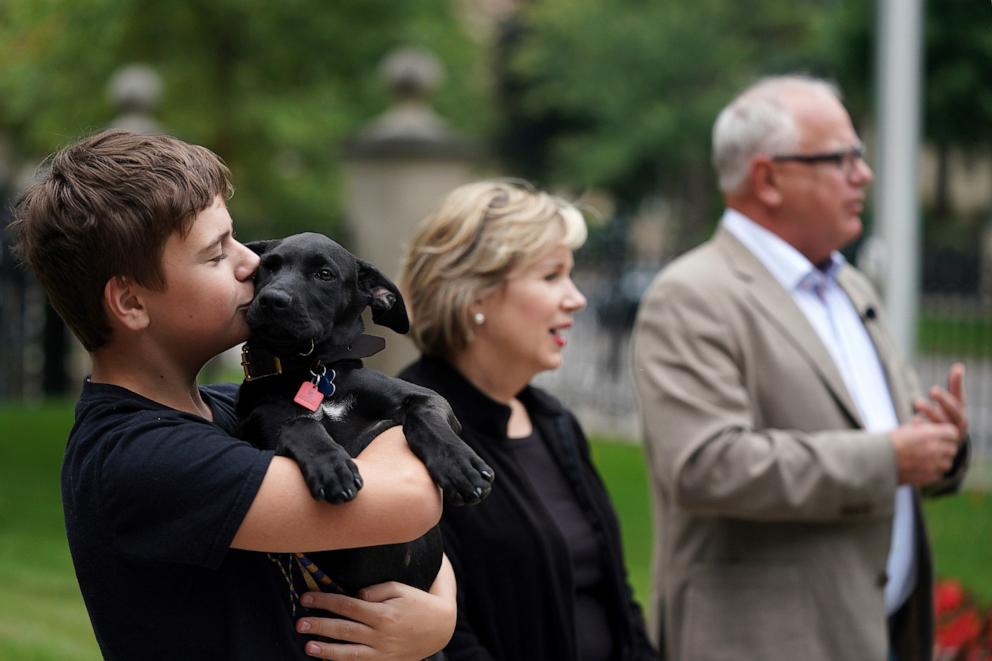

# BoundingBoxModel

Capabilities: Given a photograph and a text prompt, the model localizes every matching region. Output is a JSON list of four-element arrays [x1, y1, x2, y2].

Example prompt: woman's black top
[[399, 355, 656, 661], [510, 427, 614, 661]]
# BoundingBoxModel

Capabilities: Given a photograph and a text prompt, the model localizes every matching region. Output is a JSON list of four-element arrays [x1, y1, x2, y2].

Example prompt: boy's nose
[[238, 243, 261, 281]]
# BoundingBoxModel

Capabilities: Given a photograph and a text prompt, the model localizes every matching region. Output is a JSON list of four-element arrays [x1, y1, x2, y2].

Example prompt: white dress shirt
[[722, 208, 916, 614]]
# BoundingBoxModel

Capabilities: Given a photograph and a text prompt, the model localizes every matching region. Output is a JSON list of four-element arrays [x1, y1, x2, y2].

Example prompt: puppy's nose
[[257, 289, 293, 312]]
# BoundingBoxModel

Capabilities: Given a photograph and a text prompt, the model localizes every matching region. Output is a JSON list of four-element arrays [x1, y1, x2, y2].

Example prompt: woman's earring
[[473, 312, 486, 326]]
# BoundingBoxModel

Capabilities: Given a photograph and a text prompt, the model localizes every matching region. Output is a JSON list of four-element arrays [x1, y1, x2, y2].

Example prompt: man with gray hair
[[631, 75, 969, 661]]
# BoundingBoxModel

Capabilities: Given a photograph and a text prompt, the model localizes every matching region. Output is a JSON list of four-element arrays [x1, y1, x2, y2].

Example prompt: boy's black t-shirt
[[64, 380, 314, 660]]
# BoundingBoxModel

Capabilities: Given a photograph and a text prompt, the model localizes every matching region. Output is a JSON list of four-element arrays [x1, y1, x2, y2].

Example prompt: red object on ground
[[936, 579, 967, 615], [937, 609, 983, 650]]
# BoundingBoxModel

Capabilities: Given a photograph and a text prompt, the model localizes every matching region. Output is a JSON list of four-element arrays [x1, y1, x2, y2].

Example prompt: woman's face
[[475, 244, 587, 377]]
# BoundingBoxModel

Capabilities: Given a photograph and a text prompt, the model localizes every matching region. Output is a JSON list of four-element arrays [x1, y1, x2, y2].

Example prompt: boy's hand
[[296, 554, 457, 660]]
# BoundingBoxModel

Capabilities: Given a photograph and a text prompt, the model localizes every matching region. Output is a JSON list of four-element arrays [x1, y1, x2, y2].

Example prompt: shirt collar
[[721, 208, 845, 292]]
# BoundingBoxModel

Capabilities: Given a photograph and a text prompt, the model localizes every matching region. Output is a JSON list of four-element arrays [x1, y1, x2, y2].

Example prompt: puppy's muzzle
[[256, 288, 293, 313]]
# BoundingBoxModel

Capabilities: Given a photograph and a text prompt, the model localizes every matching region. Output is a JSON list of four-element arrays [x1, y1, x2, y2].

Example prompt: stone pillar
[[343, 47, 478, 376]]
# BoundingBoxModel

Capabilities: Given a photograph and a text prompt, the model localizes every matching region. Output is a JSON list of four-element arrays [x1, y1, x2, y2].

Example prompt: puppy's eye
[[315, 268, 335, 281]]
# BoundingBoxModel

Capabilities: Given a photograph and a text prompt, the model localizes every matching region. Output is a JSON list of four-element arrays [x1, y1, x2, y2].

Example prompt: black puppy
[[236, 232, 494, 594]]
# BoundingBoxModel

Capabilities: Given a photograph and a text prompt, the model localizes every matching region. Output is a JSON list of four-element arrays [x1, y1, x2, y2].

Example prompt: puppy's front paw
[[430, 449, 495, 507], [301, 446, 364, 503], [277, 419, 363, 503], [402, 411, 494, 505]]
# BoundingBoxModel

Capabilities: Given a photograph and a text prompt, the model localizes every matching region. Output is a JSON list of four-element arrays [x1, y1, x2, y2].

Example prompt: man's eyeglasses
[[771, 145, 866, 175]]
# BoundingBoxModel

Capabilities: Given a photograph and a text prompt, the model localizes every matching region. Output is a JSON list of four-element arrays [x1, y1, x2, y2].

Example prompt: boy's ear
[[245, 239, 279, 256], [356, 259, 410, 334], [103, 276, 150, 331]]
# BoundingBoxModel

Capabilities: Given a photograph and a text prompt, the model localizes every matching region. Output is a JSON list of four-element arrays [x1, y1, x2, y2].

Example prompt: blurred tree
[[921, 1, 992, 222], [820, 0, 992, 222], [501, 0, 843, 253], [805, 1, 873, 123], [816, 1, 992, 291], [0, 0, 489, 239]]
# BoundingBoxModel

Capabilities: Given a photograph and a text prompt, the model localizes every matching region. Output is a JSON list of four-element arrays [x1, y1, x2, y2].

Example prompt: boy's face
[[141, 195, 259, 368]]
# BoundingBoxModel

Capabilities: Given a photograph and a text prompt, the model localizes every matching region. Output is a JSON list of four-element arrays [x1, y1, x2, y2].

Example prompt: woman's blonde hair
[[399, 180, 587, 358]]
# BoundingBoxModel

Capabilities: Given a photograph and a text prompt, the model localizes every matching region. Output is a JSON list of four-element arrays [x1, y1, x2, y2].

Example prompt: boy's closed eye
[[201, 230, 234, 264]]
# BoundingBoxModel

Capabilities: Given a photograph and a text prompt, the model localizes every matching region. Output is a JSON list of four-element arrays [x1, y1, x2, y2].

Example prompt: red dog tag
[[294, 381, 324, 411]]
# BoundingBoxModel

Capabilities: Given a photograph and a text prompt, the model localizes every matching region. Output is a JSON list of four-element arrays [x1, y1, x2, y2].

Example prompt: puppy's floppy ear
[[245, 239, 280, 256], [357, 259, 410, 334]]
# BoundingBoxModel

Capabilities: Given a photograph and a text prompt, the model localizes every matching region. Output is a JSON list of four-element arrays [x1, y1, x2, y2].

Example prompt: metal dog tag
[[294, 381, 324, 412], [316, 369, 336, 397]]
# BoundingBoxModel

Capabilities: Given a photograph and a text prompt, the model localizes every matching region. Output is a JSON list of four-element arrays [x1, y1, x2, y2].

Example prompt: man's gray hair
[[712, 75, 842, 195]]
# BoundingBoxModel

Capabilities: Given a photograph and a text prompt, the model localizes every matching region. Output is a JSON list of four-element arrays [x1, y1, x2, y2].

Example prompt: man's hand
[[295, 554, 457, 660], [890, 421, 960, 486], [912, 362, 968, 444]]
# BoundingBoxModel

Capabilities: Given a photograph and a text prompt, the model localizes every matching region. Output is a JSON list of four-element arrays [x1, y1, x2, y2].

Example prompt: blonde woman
[[398, 181, 655, 661]]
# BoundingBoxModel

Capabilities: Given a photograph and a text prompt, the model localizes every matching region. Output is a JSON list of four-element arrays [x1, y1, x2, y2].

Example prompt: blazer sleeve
[[631, 275, 898, 523]]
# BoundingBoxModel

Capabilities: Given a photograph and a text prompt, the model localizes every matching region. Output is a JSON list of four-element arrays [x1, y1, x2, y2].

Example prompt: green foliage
[[924, 0, 992, 151], [500, 1, 992, 262], [0, 0, 489, 240], [786, 0, 992, 153], [805, 0, 874, 122], [506, 0, 851, 206]]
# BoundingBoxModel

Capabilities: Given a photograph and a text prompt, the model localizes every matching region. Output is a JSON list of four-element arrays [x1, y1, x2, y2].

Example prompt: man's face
[[773, 93, 874, 264]]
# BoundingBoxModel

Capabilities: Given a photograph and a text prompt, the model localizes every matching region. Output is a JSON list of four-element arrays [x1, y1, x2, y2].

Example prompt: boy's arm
[[231, 426, 442, 552], [293, 553, 458, 660]]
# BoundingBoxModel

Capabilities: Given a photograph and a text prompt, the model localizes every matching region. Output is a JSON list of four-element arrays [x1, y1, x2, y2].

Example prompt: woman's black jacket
[[399, 355, 656, 661]]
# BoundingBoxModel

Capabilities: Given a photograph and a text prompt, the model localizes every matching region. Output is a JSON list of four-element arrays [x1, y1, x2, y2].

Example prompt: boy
[[11, 129, 456, 660]]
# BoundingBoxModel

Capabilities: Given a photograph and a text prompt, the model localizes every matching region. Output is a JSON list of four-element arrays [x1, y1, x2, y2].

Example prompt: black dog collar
[[240, 344, 283, 382], [241, 334, 387, 381]]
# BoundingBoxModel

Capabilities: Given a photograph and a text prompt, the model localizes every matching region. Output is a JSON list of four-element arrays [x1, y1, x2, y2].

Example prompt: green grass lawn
[[918, 310, 992, 358], [0, 402, 989, 659], [0, 399, 100, 661]]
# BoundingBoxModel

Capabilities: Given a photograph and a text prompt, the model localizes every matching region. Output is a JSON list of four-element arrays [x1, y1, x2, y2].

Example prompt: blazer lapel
[[715, 227, 865, 428]]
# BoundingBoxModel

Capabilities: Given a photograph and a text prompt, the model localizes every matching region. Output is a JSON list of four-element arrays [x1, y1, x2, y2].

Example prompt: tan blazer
[[631, 227, 966, 661]]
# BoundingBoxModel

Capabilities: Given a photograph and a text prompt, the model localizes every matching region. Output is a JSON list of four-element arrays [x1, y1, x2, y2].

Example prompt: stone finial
[[107, 63, 163, 135], [380, 47, 445, 102], [346, 47, 473, 159]]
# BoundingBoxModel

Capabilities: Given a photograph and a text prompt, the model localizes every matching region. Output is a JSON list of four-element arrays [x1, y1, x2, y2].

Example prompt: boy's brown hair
[[10, 129, 233, 351]]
